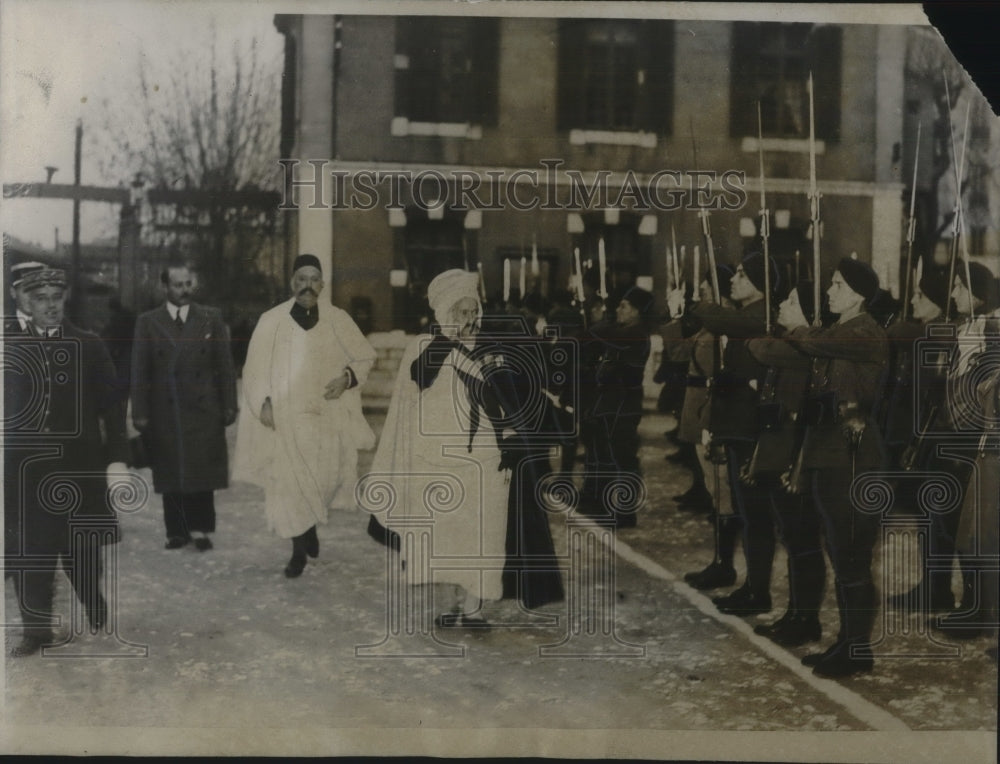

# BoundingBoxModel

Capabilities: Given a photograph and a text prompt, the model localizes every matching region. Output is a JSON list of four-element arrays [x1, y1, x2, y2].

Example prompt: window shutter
[[557, 20, 586, 131], [641, 20, 674, 135], [471, 19, 500, 126], [729, 22, 760, 137], [807, 25, 842, 142]]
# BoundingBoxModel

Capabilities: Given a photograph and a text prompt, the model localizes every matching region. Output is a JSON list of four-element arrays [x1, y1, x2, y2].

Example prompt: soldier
[[3, 267, 128, 655], [685, 253, 779, 614], [746, 283, 826, 647], [885, 272, 960, 613], [662, 272, 732, 515], [933, 263, 1000, 636], [784, 257, 888, 678], [579, 286, 654, 529], [952, 365, 999, 654]]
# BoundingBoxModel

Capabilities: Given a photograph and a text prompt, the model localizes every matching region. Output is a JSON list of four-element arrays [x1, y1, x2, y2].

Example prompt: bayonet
[[757, 101, 772, 335], [902, 122, 921, 321], [807, 72, 822, 327]]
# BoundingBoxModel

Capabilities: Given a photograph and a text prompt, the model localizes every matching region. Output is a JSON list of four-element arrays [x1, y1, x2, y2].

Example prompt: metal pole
[[72, 120, 83, 315]]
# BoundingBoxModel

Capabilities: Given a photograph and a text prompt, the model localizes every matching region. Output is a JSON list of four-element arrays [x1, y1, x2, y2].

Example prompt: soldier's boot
[[811, 582, 875, 678], [684, 515, 740, 590]]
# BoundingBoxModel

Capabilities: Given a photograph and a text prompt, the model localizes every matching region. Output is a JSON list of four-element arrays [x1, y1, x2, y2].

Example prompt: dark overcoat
[[3, 321, 128, 558], [130, 302, 237, 494]]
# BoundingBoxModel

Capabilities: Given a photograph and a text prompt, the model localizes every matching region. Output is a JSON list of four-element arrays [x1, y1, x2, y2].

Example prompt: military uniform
[[580, 320, 651, 527], [746, 331, 825, 645], [786, 310, 888, 675], [4, 319, 128, 651], [691, 297, 774, 611]]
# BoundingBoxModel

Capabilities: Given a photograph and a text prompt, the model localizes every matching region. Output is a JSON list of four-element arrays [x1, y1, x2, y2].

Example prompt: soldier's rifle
[[943, 75, 976, 323], [901, 122, 921, 322], [807, 73, 822, 328]]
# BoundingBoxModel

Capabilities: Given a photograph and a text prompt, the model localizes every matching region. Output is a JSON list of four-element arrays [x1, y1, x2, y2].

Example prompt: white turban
[[427, 269, 480, 324]]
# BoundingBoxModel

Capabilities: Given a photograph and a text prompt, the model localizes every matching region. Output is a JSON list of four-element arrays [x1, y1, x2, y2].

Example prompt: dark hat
[[917, 271, 950, 312], [794, 282, 818, 325], [713, 264, 734, 300], [836, 257, 880, 303], [292, 253, 322, 274], [740, 252, 780, 295], [19, 268, 67, 292], [10, 261, 48, 288], [958, 261, 1000, 312], [621, 285, 654, 316]]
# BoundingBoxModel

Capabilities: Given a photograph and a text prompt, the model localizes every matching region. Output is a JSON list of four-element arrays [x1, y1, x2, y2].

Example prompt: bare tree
[[97, 28, 283, 310]]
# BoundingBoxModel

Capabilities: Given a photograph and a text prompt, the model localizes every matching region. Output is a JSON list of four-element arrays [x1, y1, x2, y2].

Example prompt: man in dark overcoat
[[130, 263, 237, 550], [3, 267, 128, 656]]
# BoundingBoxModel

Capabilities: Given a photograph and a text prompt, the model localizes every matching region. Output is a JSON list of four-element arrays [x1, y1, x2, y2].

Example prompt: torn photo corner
[[1, 1, 998, 761]]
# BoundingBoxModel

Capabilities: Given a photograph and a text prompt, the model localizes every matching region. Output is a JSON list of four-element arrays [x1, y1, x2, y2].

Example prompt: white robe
[[233, 298, 376, 538], [364, 334, 509, 602]]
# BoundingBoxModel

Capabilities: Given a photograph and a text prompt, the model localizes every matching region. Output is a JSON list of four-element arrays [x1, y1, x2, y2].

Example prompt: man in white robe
[[365, 269, 509, 627], [234, 254, 376, 577]]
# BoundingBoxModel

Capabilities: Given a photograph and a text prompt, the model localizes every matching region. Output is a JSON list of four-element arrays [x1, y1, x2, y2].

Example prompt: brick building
[[275, 13, 914, 332]]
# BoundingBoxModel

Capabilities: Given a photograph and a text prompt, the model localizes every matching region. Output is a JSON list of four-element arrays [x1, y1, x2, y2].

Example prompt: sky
[[1, 0, 283, 248]]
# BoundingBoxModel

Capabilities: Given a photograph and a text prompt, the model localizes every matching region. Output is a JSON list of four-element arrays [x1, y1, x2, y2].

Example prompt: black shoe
[[673, 484, 710, 503], [677, 494, 714, 514], [887, 584, 954, 613], [802, 640, 843, 667], [304, 526, 319, 559], [11, 632, 56, 657], [811, 643, 874, 678], [165, 536, 190, 550], [754, 610, 796, 638], [769, 615, 823, 647], [193, 536, 213, 551], [684, 562, 737, 591], [366, 516, 401, 552], [713, 586, 772, 616], [665, 450, 695, 465], [614, 513, 637, 529], [284, 551, 307, 578]]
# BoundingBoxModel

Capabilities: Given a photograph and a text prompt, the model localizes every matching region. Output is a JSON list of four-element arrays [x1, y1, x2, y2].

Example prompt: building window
[[557, 19, 674, 134], [399, 214, 468, 331], [394, 17, 499, 126], [730, 22, 842, 141], [573, 214, 648, 293]]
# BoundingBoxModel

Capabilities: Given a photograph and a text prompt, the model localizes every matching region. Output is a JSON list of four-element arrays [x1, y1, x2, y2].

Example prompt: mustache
[[298, 288, 318, 297]]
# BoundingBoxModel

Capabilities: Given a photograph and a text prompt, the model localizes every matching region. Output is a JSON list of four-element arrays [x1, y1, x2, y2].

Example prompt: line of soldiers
[[660, 251, 999, 677]]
